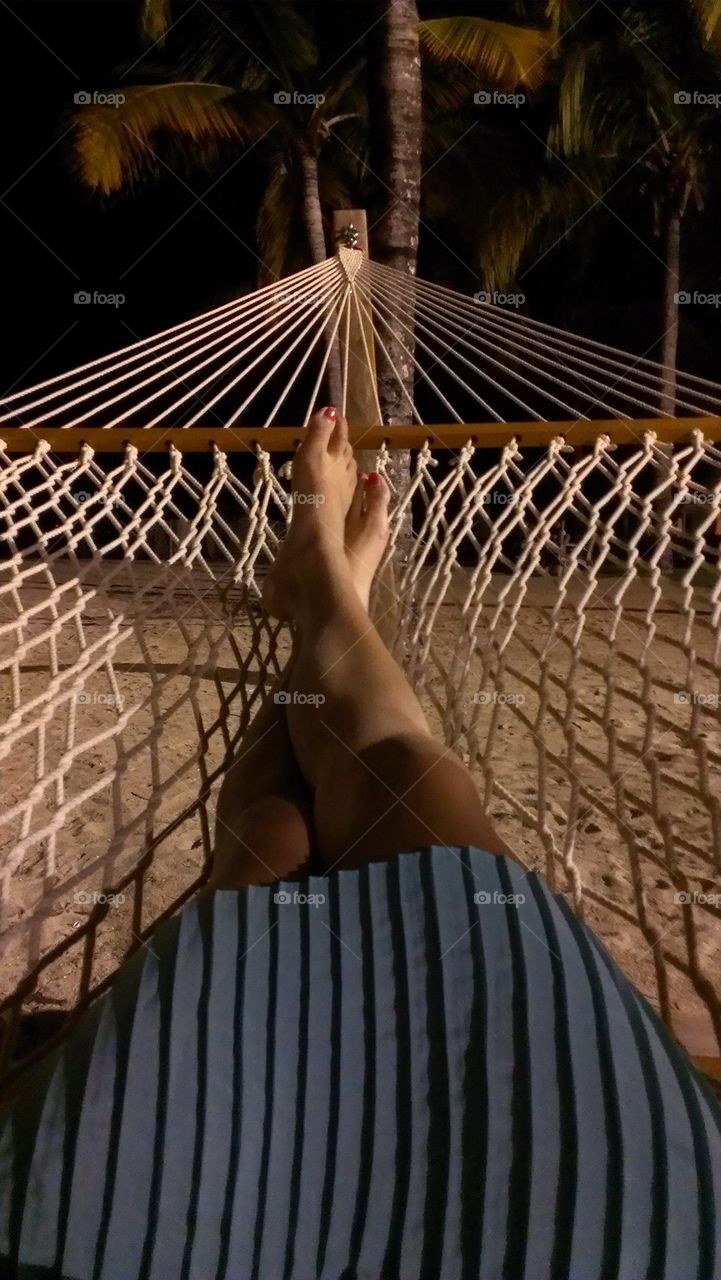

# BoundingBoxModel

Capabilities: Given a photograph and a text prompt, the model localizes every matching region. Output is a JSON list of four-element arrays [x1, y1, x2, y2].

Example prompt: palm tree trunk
[[659, 205, 681, 417], [369, 0, 422, 549], [373, 0, 422, 266], [299, 140, 327, 266]]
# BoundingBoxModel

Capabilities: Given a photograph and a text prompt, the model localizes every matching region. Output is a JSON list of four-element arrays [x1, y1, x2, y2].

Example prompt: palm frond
[[140, 0, 172, 44], [476, 160, 608, 291], [419, 17, 553, 91], [690, 0, 721, 43], [545, 0, 565, 36], [255, 162, 297, 284], [549, 39, 606, 156], [544, 0, 585, 36], [72, 82, 275, 196], [244, 0, 319, 80], [549, 24, 682, 161], [142, 1, 317, 86]]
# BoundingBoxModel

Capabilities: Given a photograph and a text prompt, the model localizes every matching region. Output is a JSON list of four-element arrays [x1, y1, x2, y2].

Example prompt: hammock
[[1, 246, 720, 1089]]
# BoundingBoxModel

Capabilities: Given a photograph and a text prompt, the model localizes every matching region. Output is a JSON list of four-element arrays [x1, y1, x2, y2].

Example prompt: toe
[[303, 407, 338, 454], [329, 411, 349, 452]]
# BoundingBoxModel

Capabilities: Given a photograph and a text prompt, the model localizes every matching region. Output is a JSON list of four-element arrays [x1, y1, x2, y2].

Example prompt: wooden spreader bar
[[2, 417, 721, 454]]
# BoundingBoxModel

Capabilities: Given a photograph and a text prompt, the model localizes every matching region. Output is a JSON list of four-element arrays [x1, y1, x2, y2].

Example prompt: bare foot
[[344, 472, 391, 610], [263, 407, 357, 620]]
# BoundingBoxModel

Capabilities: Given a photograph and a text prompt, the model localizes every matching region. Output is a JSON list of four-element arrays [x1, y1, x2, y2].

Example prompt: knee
[[210, 794, 312, 890]]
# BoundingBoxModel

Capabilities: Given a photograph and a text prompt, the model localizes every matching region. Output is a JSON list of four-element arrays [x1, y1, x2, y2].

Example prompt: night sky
[[2, 0, 721, 404]]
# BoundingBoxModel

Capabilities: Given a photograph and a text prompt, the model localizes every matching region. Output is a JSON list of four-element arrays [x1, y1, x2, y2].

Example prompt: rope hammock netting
[[1, 246, 720, 1087]]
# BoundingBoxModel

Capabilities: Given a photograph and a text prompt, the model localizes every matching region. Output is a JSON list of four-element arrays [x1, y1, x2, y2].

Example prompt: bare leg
[[204, 413, 380, 892], [205, 662, 314, 891], [263, 409, 514, 871]]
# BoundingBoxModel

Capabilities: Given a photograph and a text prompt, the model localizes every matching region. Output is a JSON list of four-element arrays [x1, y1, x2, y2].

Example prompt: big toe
[[303, 406, 338, 454], [329, 410, 350, 452]]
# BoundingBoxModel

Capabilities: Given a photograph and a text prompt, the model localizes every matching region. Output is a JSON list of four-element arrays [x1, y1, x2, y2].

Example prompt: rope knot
[[418, 441, 437, 470], [254, 446, 272, 480], [212, 444, 229, 476]]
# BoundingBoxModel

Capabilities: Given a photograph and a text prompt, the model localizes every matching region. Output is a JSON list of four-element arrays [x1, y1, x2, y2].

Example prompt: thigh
[[313, 731, 514, 870]]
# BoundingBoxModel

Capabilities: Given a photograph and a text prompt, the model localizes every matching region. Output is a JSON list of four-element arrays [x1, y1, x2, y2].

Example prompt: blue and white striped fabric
[[1, 847, 720, 1279]]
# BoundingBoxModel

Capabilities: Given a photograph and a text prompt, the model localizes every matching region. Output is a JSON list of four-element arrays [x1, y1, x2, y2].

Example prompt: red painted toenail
[[322, 405, 337, 419], [368, 472, 381, 485]]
